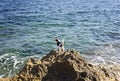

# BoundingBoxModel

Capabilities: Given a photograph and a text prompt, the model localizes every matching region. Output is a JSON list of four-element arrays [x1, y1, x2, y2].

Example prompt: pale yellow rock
[[0, 50, 120, 81]]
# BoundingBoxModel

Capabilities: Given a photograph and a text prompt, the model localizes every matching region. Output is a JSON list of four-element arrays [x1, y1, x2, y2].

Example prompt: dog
[[54, 37, 64, 53]]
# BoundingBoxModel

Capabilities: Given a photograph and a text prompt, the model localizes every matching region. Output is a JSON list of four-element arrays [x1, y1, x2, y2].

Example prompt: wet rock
[[0, 49, 120, 81]]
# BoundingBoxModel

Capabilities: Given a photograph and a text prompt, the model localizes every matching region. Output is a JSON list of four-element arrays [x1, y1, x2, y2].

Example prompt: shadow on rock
[[42, 61, 77, 81], [0, 49, 120, 81]]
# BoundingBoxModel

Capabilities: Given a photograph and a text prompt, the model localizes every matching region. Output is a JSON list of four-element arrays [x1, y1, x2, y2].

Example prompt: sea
[[0, 0, 120, 77]]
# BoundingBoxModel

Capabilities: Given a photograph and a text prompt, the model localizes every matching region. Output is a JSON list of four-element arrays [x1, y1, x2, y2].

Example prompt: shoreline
[[0, 49, 120, 81]]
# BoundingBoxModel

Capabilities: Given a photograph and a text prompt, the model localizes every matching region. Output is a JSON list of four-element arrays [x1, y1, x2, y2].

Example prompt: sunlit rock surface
[[0, 50, 120, 81]]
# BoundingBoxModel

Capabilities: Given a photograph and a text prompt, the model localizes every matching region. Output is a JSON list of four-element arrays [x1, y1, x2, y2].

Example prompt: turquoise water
[[0, 0, 120, 77]]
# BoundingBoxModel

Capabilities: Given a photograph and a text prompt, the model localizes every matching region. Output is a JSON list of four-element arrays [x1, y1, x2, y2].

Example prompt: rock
[[0, 49, 120, 81]]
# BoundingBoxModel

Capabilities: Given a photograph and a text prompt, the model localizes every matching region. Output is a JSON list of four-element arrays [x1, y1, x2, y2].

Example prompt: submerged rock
[[0, 50, 120, 81]]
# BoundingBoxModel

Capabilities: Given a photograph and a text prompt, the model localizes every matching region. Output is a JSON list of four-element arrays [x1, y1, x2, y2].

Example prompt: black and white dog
[[54, 37, 64, 53]]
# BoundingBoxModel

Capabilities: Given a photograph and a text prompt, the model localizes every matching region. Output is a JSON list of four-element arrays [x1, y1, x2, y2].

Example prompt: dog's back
[[54, 37, 64, 53]]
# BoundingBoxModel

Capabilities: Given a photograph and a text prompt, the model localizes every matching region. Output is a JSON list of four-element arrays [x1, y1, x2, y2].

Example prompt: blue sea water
[[0, 0, 120, 77]]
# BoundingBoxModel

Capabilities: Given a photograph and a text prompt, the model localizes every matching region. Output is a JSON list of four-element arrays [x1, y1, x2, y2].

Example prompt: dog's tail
[[62, 39, 64, 46], [61, 39, 65, 51]]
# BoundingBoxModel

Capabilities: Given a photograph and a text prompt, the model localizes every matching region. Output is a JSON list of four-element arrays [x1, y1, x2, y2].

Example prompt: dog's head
[[54, 37, 59, 42]]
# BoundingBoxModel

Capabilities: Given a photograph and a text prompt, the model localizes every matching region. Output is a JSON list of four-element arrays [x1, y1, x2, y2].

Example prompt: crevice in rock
[[42, 61, 77, 81]]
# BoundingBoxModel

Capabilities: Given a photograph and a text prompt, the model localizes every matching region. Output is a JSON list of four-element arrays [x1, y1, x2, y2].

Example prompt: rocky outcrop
[[0, 50, 120, 81]]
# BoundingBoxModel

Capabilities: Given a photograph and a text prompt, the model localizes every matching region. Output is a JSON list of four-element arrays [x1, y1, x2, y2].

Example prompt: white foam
[[8, 70, 12, 77], [0, 53, 26, 77], [0, 54, 9, 60], [93, 44, 116, 55], [11, 56, 20, 68], [91, 56, 106, 65], [0, 75, 5, 78], [111, 56, 117, 60]]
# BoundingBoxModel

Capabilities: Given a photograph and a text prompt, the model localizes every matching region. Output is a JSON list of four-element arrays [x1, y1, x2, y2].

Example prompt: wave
[[0, 51, 44, 77], [0, 53, 25, 77], [82, 41, 120, 64]]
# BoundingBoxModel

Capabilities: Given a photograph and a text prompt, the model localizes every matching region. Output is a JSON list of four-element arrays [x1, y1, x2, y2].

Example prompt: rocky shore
[[0, 50, 120, 81]]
